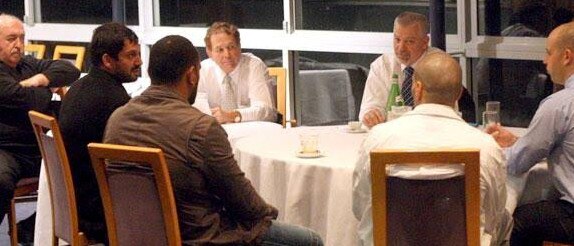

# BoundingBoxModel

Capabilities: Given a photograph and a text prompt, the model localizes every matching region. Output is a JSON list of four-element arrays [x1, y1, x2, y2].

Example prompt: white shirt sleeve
[[236, 55, 277, 122], [358, 55, 396, 121]]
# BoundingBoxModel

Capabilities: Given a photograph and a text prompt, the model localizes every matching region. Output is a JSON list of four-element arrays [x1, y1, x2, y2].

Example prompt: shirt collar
[[403, 103, 464, 122], [141, 85, 188, 103], [564, 74, 574, 89]]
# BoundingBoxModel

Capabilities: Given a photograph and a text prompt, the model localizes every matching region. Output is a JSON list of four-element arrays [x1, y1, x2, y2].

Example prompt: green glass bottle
[[385, 73, 401, 112]]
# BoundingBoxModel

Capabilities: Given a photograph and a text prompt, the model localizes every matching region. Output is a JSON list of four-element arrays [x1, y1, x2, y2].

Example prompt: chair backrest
[[25, 44, 46, 59], [53, 45, 86, 70], [28, 111, 86, 245], [370, 149, 480, 246], [87, 143, 181, 246], [268, 67, 288, 127]]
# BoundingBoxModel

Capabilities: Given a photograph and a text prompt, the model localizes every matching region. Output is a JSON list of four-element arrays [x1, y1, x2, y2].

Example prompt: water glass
[[387, 106, 412, 121], [482, 111, 500, 128], [486, 101, 500, 114]]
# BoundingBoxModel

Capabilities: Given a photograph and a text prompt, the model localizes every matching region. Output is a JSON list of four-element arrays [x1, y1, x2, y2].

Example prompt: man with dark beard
[[58, 22, 142, 244]]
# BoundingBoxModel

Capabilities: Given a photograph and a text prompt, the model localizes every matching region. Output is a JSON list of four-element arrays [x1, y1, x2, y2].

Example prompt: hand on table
[[211, 107, 237, 124], [362, 109, 385, 128]]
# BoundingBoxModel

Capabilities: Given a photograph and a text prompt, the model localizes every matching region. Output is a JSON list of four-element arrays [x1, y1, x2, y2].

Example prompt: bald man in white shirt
[[353, 52, 510, 246]]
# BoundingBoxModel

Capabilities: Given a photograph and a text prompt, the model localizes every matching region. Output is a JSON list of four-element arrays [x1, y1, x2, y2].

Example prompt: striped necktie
[[221, 76, 237, 110], [401, 66, 414, 106]]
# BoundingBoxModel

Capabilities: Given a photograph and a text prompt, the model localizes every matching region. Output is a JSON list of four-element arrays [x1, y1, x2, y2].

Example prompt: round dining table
[[33, 122, 554, 246], [233, 125, 366, 246]]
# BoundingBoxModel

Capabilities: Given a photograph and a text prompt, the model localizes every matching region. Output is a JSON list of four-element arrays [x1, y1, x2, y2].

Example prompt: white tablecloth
[[33, 121, 283, 245], [233, 125, 366, 246]]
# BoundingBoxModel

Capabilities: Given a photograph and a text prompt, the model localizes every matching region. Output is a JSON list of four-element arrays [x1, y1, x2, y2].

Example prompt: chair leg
[[8, 199, 18, 246]]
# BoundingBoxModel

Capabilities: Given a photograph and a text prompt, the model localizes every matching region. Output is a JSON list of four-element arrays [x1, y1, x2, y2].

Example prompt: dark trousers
[[510, 200, 574, 245], [0, 148, 41, 222]]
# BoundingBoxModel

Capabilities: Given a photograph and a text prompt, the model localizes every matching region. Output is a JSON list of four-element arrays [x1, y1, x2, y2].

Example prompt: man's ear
[[102, 54, 114, 70], [188, 65, 198, 86], [413, 80, 423, 101], [563, 48, 573, 66]]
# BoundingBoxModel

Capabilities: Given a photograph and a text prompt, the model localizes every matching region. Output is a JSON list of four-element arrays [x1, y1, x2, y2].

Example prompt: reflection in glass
[[40, 0, 138, 25], [472, 58, 553, 127], [477, 0, 574, 37], [300, 0, 457, 34], [157, 0, 282, 28]]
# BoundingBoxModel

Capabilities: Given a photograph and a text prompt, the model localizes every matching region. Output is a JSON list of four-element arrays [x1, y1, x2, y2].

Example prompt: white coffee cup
[[348, 121, 362, 131]]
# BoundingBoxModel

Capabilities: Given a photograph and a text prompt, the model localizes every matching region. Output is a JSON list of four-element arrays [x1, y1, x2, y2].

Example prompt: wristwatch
[[233, 110, 242, 123]]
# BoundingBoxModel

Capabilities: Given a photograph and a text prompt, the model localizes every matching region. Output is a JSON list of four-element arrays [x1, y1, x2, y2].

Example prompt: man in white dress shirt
[[353, 52, 510, 245], [199, 21, 276, 124], [359, 11, 441, 128]]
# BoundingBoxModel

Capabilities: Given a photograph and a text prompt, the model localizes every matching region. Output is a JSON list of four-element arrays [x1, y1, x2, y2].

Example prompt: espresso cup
[[348, 121, 362, 131]]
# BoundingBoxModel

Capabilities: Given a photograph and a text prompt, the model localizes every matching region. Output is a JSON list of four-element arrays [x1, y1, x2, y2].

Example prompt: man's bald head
[[413, 52, 462, 107]]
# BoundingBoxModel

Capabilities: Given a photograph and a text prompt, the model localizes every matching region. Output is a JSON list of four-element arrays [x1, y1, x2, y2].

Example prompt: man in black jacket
[[0, 13, 80, 238], [58, 22, 141, 243]]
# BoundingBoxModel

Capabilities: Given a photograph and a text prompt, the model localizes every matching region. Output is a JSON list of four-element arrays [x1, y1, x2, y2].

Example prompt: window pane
[[0, 1, 24, 19], [472, 58, 554, 127], [294, 51, 375, 125], [477, 1, 574, 37], [40, 0, 138, 25], [157, 0, 283, 28], [300, 0, 458, 34]]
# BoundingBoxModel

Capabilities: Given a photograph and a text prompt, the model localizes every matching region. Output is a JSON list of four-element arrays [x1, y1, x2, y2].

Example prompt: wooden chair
[[25, 43, 46, 59], [53, 45, 86, 70], [370, 149, 481, 246], [268, 67, 296, 127], [544, 241, 574, 246], [7, 177, 39, 246], [28, 110, 88, 246], [88, 143, 181, 246]]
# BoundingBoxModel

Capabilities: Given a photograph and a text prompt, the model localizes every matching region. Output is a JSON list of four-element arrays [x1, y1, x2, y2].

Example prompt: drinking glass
[[299, 133, 319, 153], [482, 111, 500, 128], [486, 101, 500, 114]]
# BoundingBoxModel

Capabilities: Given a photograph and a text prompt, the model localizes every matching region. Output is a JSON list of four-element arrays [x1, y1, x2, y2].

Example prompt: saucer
[[345, 127, 367, 133], [296, 150, 324, 158]]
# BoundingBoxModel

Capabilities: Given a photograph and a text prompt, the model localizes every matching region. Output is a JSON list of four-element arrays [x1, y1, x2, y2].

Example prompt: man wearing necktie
[[198, 22, 276, 124], [359, 12, 441, 128]]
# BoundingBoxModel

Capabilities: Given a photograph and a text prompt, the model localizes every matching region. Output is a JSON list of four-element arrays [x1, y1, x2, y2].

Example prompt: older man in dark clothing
[[0, 13, 80, 234]]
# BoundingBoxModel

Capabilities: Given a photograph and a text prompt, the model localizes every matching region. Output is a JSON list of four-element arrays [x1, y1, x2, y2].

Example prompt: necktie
[[221, 76, 237, 110], [401, 66, 414, 106]]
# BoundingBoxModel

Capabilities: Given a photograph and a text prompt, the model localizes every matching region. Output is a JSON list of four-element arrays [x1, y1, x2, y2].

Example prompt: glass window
[[472, 58, 554, 127], [157, 0, 283, 28], [40, 0, 138, 25], [300, 0, 458, 34], [293, 51, 376, 125], [0, 1, 24, 19], [477, 0, 574, 37]]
